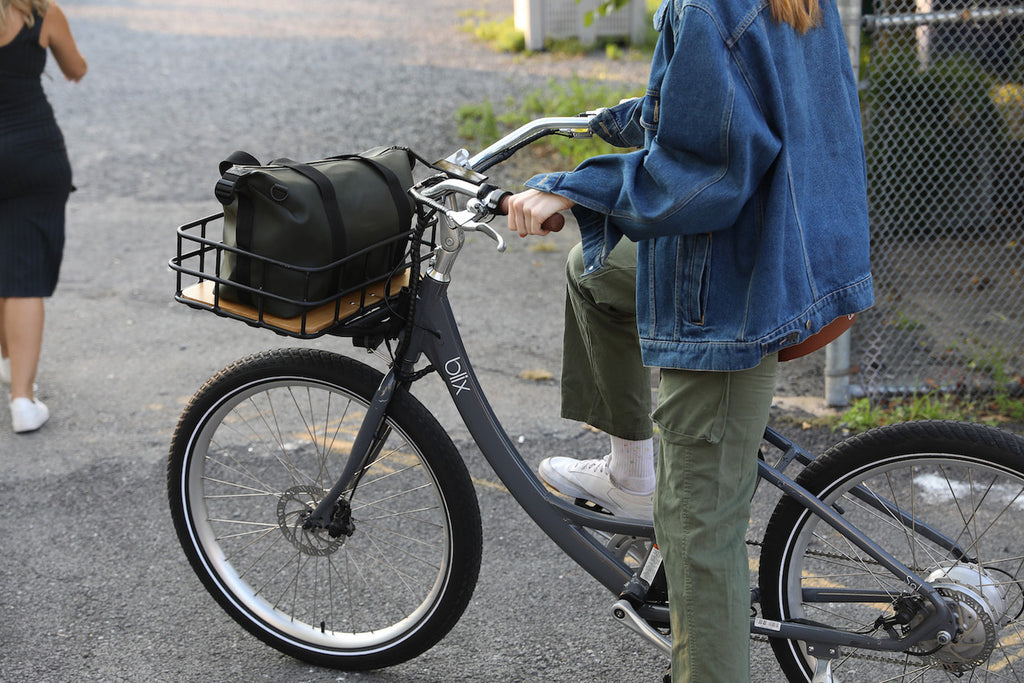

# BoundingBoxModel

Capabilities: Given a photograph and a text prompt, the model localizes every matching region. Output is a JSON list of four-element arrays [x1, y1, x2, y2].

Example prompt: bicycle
[[168, 115, 1024, 682]]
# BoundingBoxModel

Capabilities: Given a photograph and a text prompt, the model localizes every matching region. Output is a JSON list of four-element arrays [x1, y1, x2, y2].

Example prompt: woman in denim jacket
[[506, 0, 873, 679]]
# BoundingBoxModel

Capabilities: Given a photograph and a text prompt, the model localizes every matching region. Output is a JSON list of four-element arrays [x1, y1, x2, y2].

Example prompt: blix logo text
[[444, 357, 471, 395]]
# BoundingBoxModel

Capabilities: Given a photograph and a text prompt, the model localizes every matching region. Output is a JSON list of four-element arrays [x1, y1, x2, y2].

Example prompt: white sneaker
[[10, 397, 49, 433], [539, 455, 653, 520]]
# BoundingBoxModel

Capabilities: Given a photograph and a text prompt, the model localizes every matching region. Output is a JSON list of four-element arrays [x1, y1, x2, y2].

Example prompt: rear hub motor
[[908, 563, 1012, 672]]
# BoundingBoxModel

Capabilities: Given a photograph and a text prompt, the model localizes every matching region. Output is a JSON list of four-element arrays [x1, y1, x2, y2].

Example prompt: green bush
[[460, 14, 526, 53]]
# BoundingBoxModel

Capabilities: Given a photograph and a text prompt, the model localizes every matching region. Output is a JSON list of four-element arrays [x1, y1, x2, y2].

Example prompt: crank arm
[[612, 599, 671, 656]]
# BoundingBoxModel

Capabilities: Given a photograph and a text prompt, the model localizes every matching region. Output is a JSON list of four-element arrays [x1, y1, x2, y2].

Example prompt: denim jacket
[[526, 0, 873, 371]]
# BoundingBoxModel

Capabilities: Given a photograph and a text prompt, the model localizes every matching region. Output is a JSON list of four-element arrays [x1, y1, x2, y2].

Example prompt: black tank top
[[0, 11, 69, 199], [0, 11, 47, 94]]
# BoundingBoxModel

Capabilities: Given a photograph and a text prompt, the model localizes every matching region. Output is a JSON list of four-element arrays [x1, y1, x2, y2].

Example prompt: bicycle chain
[[747, 538, 892, 567]]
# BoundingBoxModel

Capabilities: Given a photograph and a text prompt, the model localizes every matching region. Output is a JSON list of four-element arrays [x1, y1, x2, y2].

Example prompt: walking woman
[[0, 0, 86, 433], [506, 0, 872, 679]]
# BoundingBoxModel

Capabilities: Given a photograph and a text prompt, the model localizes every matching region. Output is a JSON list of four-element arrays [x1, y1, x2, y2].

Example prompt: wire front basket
[[170, 213, 423, 339]]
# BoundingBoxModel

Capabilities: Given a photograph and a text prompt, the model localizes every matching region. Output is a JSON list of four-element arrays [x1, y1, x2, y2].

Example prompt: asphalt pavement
[[0, 2, 845, 681]]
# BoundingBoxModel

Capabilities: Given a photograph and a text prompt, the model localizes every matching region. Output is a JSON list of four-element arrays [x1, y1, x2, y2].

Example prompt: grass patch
[[832, 385, 1024, 434], [455, 3, 657, 170]]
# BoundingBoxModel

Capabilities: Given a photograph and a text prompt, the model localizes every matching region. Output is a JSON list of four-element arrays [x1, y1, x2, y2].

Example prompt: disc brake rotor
[[277, 485, 345, 556]]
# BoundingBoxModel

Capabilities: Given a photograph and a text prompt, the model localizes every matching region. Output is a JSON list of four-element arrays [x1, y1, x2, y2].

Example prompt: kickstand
[[812, 658, 833, 683], [805, 643, 837, 683]]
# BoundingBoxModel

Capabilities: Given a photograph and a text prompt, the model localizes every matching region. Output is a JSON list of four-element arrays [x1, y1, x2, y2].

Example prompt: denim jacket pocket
[[676, 233, 712, 326], [640, 89, 660, 131]]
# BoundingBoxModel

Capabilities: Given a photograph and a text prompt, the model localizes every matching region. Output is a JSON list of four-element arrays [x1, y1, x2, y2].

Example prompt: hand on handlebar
[[502, 189, 574, 238]]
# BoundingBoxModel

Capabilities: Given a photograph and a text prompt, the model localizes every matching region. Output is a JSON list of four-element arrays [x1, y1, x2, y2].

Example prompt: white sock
[[608, 435, 655, 495]]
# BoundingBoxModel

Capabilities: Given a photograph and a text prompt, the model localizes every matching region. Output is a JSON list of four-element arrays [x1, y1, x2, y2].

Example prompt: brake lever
[[447, 208, 506, 252], [470, 222, 507, 252]]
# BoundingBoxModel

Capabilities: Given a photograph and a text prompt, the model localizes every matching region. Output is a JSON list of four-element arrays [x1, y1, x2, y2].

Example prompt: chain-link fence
[[855, 1, 1024, 397]]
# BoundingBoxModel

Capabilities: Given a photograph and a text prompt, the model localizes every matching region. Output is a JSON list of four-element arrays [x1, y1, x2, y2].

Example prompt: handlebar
[[417, 114, 591, 223], [466, 115, 593, 173], [412, 176, 564, 234], [410, 115, 593, 275]]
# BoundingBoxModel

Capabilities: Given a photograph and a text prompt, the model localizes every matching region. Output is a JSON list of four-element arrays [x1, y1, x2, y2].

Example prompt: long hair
[[769, 0, 822, 33], [0, 0, 51, 32]]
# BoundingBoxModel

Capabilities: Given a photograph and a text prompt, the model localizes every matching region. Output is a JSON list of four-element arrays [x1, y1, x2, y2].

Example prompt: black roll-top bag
[[214, 146, 416, 319]]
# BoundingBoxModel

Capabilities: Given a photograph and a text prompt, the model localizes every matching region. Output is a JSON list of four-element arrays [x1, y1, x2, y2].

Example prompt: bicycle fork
[[301, 369, 400, 537]]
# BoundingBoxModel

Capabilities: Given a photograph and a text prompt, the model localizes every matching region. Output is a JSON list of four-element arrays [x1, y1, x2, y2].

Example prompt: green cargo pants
[[560, 241, 778, 683]]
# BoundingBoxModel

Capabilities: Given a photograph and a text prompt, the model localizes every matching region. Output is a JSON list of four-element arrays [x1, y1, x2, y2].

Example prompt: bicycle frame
[[303, 116, 960, 660]]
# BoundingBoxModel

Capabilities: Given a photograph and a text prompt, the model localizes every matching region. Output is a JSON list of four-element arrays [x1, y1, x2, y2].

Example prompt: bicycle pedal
[[574, 497, 613, 515], [537, 480, 612, 515]]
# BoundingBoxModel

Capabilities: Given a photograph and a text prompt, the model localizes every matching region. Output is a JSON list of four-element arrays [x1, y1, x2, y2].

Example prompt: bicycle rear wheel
[[759, 420, 1024, 682], [167, 348, 482, 669]]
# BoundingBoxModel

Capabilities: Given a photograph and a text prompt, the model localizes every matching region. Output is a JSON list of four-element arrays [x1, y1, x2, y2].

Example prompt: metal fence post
[[825, 0, 864, 408]]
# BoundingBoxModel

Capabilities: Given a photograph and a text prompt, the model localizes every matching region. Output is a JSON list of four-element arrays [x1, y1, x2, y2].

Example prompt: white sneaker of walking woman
[[3, 357, 49, 433], [10, 397, 49, 433]]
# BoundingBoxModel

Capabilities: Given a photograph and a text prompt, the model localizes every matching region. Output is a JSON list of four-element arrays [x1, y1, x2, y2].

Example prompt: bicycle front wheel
[[167, 348, 482, 670], [759, 420, 1024, 682]]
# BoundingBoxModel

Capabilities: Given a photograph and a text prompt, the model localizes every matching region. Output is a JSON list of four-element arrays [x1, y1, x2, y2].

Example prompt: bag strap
[[273, 159, 349, 261], [219, 150, 261, 175], [216, 151, 263, 297], [324, 153, 414, 232], [215, 151, 262, 205]]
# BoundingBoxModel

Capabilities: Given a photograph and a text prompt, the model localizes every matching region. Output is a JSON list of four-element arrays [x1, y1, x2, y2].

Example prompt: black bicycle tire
[[167, 347, 482, 669], [759, 420, 1024, 682]]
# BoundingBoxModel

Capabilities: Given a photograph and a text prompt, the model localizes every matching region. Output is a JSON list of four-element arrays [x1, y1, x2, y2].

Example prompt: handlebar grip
[[498, 194, 566, 233]]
